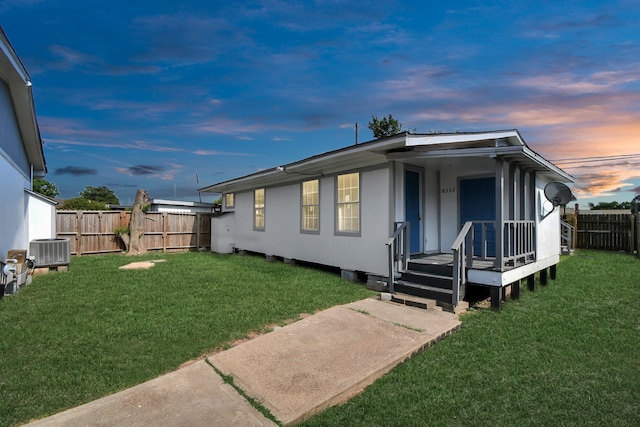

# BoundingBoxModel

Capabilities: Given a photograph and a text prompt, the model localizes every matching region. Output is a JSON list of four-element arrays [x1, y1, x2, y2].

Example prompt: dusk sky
[[2, 0, 639, 207]]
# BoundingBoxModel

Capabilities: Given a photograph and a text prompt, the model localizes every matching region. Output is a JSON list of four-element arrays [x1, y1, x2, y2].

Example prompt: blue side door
[[405, 170, 421, 254], [460, 177, 496, 256]]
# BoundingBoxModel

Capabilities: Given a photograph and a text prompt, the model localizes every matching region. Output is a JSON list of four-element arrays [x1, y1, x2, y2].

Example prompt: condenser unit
[[29, 238, 71, 267]]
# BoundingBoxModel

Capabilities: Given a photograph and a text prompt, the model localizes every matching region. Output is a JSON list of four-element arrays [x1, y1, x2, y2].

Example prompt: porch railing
[[465, 220, 536, 270], [503, 220, 536, 267], [385, 221, 410, 293], [451, 221, 474, 307], [560, 220, 575, 253], [472, 221, 494, 260]]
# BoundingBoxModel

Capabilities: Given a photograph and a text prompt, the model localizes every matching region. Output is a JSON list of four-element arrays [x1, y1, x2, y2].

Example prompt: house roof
[[199, 129, 574, 194], [0, 27, 46, 175]]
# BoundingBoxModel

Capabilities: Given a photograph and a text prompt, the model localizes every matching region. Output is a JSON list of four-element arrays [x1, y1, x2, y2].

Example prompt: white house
[[199, 130, 574, 309], [0, 28, 52, 261]]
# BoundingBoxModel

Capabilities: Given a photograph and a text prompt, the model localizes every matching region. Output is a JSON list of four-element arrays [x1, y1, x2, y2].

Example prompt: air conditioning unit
[[29, 238, 71, 267]]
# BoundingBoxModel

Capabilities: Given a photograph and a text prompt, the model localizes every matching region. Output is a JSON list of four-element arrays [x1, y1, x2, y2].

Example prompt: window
[[336, 173, 360, 234], [224, 193, 234, 208], [254, 188, 265, 230], [301, 179, 319, 232]]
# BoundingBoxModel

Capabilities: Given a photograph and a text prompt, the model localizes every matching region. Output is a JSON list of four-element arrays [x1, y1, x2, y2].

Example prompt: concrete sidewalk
[[25, 298, 461, 426]]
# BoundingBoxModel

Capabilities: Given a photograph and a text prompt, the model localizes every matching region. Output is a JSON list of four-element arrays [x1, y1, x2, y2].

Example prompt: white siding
[[439, 169, 458, 253], [423, 168, 440, 253], [0, 80, 29, 175], [0, 154, 30, 257], [535, 177, 561, 260], [223, 167, 392, 276]]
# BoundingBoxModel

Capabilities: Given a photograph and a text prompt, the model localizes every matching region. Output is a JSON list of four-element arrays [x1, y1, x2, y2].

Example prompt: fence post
[[196, 212, 201, 250], [162, 212, 168, 253], [76, 211, 83, 256]]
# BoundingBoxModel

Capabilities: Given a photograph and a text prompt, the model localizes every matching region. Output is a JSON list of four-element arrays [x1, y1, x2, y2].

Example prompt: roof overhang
[[0, 27, 46, 175], [199, 129, 574, 193], [199, 133, 408, 193], [388, 145, 574, 183]]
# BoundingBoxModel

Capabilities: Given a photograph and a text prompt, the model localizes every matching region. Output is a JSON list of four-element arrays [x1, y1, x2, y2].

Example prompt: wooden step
[[407, 261, 454, 276], [400, 270, 452, 290], [396, 280, 453, 302]]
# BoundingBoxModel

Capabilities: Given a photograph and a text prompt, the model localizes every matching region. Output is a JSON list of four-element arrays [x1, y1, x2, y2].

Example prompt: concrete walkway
[[25, 298, 461, 426]]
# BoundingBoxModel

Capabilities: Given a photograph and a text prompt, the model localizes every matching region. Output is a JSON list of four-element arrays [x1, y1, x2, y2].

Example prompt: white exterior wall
[[423, 168, 440, 253], [27, 192, 57, 242], [535, 177, 561, 260], [439, 169, 459, 253], [0, 154, 30, 257], [223, 167, 392, 276]]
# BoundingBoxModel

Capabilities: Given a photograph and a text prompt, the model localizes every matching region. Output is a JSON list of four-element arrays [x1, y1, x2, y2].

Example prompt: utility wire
[[551, 153, 640, 165]]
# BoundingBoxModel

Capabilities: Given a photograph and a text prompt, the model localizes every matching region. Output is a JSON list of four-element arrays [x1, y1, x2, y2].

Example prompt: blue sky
[[2, 0, 639, 207]]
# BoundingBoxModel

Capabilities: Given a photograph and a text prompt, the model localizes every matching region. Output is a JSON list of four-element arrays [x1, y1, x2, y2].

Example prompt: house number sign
[[441, 187, 456, 194]]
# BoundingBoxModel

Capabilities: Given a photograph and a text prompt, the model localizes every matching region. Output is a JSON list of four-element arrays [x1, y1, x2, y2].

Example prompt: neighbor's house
[[199, 130, 574, 308], [0, 27, 53, 259], [149, 199, 217, 214]]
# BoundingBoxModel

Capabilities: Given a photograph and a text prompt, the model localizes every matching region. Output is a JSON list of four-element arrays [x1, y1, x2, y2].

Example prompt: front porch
[[392, 252, 558, 310], [386, 219, 559, 310]]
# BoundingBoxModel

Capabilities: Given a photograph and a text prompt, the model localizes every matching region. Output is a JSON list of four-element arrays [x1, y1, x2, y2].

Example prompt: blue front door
[[405, 170, 421, 254], [460, 177, 496, 256]]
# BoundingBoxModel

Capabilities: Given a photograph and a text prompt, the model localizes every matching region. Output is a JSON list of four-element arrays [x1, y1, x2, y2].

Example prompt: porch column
[[528, 170, 536, 220], [520, 170, 529, 220], [494, 158, 505, 269], [508, 162, 517, 220]]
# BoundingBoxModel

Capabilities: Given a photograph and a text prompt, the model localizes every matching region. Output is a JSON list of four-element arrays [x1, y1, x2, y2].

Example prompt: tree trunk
[[127, 189, 150, 255]]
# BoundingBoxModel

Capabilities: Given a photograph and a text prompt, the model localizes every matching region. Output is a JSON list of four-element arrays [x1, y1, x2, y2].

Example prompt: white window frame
[[224, 193, 235, 209], [301, 179, 320, 234], [335, 172, 361, 236], [254, 188, 265, 231]]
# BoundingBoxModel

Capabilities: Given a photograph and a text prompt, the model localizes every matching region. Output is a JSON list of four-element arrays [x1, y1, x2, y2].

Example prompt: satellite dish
[[540, 182, 576, 220], [544, 182, 576, 207]]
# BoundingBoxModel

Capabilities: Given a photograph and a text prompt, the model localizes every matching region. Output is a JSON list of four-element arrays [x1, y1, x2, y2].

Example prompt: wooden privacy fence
[[575, 213, 636, 253], [57, 211, 213, 255]]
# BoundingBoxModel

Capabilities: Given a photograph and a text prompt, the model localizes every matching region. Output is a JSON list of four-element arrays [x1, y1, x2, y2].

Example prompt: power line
[[551, 153, 640, 165]]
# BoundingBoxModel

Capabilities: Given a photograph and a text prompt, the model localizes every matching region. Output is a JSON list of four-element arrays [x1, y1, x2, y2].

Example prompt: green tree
[[588, 197, 640, 213], [79, 186, 120, 205], [32, 179, 60, 199], [368, 114, 403, 138], [59, 198, 109, 211]]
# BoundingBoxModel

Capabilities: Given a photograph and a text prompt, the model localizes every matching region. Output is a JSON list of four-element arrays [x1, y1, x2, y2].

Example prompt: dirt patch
[[119, 259, 166, 270]]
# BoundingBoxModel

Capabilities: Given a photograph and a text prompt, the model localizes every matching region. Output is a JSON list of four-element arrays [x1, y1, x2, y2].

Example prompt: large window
[[301, 179, 319, 232], [254, 188, 265, 230], [224, 193, 235, 208], [336, 172, 360, 234]]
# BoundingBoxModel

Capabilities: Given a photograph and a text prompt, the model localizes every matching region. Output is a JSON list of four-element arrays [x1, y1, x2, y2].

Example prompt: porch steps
[[394, 256, 461, 309], [395, 280, 453, 301]]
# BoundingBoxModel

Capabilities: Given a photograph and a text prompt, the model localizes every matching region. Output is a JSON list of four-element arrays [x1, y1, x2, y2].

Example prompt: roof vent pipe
[[355, 122, 359, 145]]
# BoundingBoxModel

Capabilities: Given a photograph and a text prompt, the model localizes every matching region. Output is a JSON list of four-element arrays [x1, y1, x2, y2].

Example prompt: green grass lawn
[[302, 250, 640, 426], [0, 251, 372, 426]]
